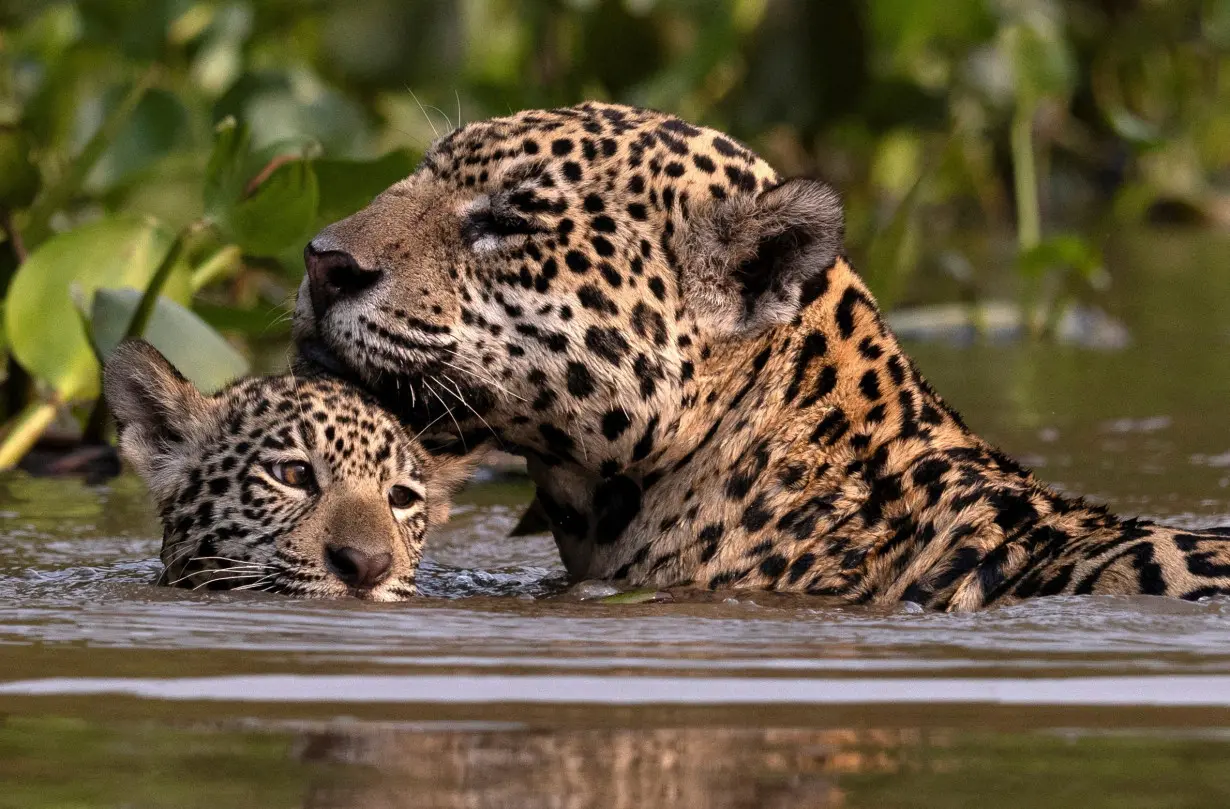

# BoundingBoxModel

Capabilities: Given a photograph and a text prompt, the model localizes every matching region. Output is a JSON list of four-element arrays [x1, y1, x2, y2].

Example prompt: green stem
[[189, 244, 242, 292], [81, 218, 201, 444], [0, 400, 58, 470], [1012, 100, 1044, 335], [1011, 101, 1041, 251], [120, 222, 198, 342], [0, 207, 30, 420], [23, 65, 158, 248]]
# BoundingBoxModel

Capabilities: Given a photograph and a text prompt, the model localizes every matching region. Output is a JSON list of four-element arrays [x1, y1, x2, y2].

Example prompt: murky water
[[3, 233, 1230, 808]]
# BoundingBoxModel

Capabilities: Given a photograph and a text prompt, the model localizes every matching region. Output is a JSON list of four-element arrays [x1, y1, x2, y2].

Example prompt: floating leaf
[[91, 287, 248, 394], [5, 216, 192, 401]]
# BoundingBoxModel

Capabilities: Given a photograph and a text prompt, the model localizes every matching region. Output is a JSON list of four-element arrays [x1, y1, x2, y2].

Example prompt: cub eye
[[388, 485, 422, 509], [268, 460, 316, 490]]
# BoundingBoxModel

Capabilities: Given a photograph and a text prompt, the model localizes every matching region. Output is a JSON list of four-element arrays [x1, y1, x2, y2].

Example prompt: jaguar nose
[[304, 241, 382, 316], [324, 544, 393, 590]]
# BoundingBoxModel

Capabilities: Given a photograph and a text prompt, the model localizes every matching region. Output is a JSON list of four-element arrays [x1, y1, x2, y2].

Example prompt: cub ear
[[103, 339, 211, 487], [423, 442, 493, 526], [678, 177, 843, 335]]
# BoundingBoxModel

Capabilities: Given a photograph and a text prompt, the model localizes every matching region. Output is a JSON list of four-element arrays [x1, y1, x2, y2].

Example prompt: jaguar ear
[[678, 177, 843, 335], [103, 339, 211, 492], [423, 442, 492, 526]]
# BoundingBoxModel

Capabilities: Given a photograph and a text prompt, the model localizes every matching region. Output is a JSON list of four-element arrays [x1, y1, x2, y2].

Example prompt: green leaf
[[91, 287, 249, 394], [4, 216, 192, 401], [202, 116, 250, 218], [1002, 18, 1076, 104], [221, 158, 319, 256], [1016, 234, 1103, 281], [22, 68, 157, 248], [203, 119, 321, 256], [85, 88, 191, 193], [314, 149, 418, 226]]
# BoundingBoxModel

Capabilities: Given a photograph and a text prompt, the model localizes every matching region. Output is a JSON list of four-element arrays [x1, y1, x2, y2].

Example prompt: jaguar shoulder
[[293, 101, 1230, 610]]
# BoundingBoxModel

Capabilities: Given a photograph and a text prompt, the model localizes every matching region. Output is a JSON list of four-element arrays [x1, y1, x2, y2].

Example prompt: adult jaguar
[[294, 101, 1230, 610], [105, 339, 482, 600]]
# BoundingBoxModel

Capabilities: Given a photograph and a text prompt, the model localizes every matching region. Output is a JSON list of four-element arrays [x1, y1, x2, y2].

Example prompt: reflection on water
[[2, 233, 1230, 807], [4, 717, 1230, 809]]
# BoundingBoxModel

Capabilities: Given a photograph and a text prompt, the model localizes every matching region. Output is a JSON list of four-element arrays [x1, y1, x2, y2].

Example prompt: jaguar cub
[[104, 339, 483, 601]]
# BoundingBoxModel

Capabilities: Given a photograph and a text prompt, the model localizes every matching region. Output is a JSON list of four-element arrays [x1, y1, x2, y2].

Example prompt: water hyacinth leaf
[[91, 287, 249, 394], [5, 215, 192, 401]]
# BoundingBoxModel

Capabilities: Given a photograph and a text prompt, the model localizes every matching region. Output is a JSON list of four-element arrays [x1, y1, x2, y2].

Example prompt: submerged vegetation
[[0, 0, 1225, 467]]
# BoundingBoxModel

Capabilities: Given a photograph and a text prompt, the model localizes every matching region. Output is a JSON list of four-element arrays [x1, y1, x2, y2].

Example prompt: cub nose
[[324, 545, 393, 590], [304, 242, 382, 316]]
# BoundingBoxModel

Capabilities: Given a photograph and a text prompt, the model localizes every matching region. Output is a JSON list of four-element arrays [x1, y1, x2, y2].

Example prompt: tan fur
[[105, 339, 484, 601], [293, 102, 1230, 610]]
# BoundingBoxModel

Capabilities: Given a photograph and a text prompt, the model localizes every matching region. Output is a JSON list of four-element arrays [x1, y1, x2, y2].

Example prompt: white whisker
[[409, 89, 440, 138], [425, 377, 467, 451], [441, 373, 499, 443]]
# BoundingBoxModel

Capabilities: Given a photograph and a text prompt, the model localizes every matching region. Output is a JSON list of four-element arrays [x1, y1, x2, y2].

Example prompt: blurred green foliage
[[0, 0, 1226, 466]]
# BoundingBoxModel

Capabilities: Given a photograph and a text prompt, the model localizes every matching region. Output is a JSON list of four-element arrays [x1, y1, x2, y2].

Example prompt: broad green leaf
[[314, 149, 418, 225], [91, 287, 249, 394], [5, 216, 192, 401]]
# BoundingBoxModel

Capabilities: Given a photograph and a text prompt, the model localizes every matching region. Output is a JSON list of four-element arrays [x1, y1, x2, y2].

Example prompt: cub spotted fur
[[105, 339, 482, 600], [294, 101, 1230, 610]]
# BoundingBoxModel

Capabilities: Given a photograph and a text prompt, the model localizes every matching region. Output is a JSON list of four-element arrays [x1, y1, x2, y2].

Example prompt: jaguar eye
[[268, 460, 316, 490], [388, 485, 422, 509], [462, 206, 540, 245]]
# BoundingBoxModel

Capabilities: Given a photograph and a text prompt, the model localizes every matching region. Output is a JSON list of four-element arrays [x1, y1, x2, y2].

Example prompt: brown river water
[[2, 232, 1230, 808]]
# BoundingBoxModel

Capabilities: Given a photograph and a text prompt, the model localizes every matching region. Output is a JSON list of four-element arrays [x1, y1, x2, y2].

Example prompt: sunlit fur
[[293, 102, 1230, 610], [104, 340, 481, 601]]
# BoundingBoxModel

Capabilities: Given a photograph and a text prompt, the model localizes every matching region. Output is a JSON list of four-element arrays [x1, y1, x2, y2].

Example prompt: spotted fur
[[104, 340, 481, 601], [294, 102, 1230, 610]]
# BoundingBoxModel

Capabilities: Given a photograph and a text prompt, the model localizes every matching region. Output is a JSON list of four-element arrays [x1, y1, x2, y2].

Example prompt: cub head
[[104, 339, 484, 601], [293, 102, 843, 470]]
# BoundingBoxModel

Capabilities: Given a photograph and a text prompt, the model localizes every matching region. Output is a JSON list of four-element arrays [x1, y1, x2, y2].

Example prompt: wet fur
[[105, 340, 480, 601], [294, 102, 1230, 610]]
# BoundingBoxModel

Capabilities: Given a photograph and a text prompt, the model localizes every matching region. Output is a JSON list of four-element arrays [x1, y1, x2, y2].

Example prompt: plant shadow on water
[[2, 234, 1230, 806]]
